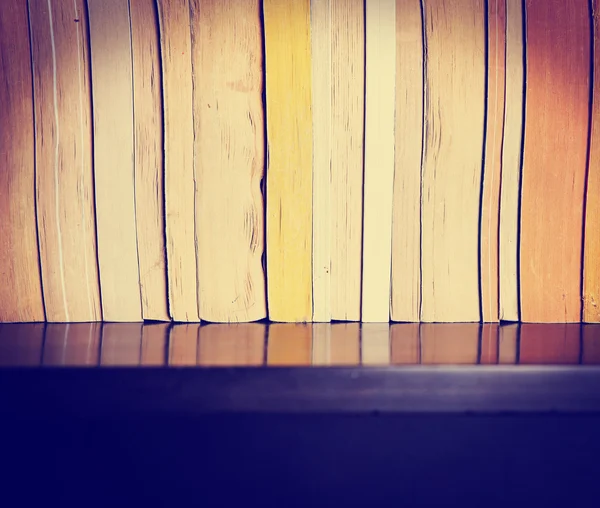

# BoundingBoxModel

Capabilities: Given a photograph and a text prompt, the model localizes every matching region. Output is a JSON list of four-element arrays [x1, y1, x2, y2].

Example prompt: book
[[420, 0, 486, 323], [312, 323, 360, 365], [190, 0, 267, 322], [0, 2, 45, 323], [263, 0, 313, 322], [519, 324, 580, 364], [480, 0, 505, 323], [420, 324, 479, 364], [198, 324, 266, 366], [584, 1, 600, 323], [520, 0, 590, 322], [391, 0, 423, 323], [130, 0, 170, 321], [361, 323, 391, 365], [311, 0, 332, 322], [29, 0, 101, 323], [42, 323, 101, 366], [362, 0, 396, 323], [156, 0, 199, 322], [499, 0, 524, 322], [267, 324, 312, 365], [87, 0, 142, 322]]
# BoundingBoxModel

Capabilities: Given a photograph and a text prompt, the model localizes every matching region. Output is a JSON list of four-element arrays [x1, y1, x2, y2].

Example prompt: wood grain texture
[[267, 324, 312, 365], [190, 0, 266, 323], [87, 0, 142, 322], [420, 324, 480, 364], [390, 324, 420, 364], [520, 0, 590, 322], [140, 323, 168, 365], [157, 0, 199, 322], [0, 2, 45, 322], [29, 0, 101, 323], [391, 0, 423, 322], [0, 324, 45, 366], [583, 324, 600, 363], [498, 324, 518, 364], [362, 0, 396, 323], [361, 323, 391, 364], [100, 323, 142, 365], [519, 324, 581, 364], [42, 323, 101, 366], [168, 324, 199, 365], [311, 0, 331, 322], [312, 323, 360, 365], [480, 0, 505, 323], [480, 324, 499, 364], [585, 0, 600, 323], [330, 0, 365, 321], [499, 0, 524, 322], [198, 324, 265, 366], [263, 0, 313, 322], [420, 0, 486, 323], [130, 0, 169, 321]]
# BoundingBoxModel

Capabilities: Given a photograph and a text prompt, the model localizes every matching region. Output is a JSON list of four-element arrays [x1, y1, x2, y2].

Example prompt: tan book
[[190, 0, 266, 323], [420, 0, 486, 323], [520, 0, 590, 322], [29, 0, 101, 323], [498, 324, 518, 365], [499, 0, 524, 322], [584, 1, 600, 323], [0, 324, 45, 366], [100, 324, 142, 366], [480, 324, 499, 364], [130, 0, 169, 321], [312, 323, 360, 365], [88, 0, 142, 322], [263, 0, 313, 322], [519, 324, 580, 365], [198, 324, 266, 366], [390, 324, 419, 365], [267, 324, 312, 366], [140, 323, 169, 366], [310, 0, 331, 322], [582, 325, 600, 364], [420, 324, 479, 365], [156, 0, 199, 322], [391, 0, 423, 323], [362, 0, 396, 323], [0, 2, 45, 323], [168, 324, 199, 366], [42, 323, 101, 366], [361, 323, 391, 365], [480, 0, 505, 323]]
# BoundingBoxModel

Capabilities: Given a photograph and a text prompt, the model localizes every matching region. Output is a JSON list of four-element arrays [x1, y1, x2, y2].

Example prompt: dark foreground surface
[[3, 412, 600, 507]]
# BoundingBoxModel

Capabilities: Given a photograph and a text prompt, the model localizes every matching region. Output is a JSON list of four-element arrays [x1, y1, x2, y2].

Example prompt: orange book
[[520, 0, 590, 322], [0, 3, 45, 323]]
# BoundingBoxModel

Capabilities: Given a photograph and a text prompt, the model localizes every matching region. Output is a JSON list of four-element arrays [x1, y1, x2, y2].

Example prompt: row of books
[[0, 0, 597, 324]]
